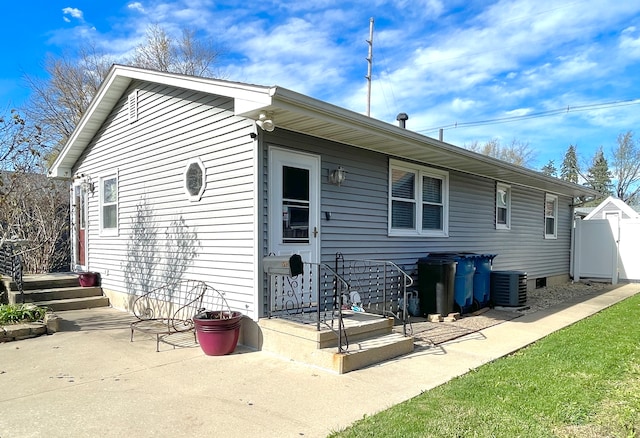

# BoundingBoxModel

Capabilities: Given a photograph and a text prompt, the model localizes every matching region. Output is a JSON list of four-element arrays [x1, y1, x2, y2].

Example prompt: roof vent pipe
[[396, 113, 409, 128]]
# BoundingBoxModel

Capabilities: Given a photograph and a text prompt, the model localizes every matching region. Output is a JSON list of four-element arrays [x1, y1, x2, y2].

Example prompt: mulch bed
[[407, 309, 522, 346]]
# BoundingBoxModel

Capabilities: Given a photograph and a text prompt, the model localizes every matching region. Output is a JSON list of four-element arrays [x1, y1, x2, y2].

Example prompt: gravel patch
[[407, 280, 616, 346], [519, 280, 614, 314]]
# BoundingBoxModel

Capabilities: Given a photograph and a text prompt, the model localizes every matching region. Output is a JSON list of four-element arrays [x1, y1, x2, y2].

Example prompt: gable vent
[[127, 89, 138, 123]]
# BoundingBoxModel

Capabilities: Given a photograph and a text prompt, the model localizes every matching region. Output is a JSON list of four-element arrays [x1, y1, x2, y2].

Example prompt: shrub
[[0, 303, 47, 324]]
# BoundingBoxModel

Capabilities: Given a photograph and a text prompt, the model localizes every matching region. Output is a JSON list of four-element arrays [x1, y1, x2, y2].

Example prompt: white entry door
[[268, 147, 320, 310], [72, 183, 88, 270]]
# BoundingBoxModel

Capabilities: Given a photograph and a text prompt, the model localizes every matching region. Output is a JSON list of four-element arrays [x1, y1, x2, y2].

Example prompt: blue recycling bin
[[470, 254, 497, 308], [425, 253, 475, 314]]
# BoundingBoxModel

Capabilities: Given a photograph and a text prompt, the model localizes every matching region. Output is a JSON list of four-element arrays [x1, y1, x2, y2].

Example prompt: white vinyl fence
[[573, 217, 640, 284]]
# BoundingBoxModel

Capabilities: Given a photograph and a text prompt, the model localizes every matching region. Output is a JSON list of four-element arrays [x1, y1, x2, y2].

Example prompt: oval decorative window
[[184, 157, 206, 201]]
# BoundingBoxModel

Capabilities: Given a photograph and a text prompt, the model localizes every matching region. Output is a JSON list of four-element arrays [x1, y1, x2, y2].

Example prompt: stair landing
[[258, 311, 414, 374]]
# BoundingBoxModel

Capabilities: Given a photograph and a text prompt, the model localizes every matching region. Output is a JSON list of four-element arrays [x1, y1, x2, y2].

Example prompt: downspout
[[570, 206, 577, 281]]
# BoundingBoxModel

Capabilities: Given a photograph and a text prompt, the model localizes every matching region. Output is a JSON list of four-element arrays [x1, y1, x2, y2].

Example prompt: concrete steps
[[5, 273, 109, 311], [258, 311, 414, 374]]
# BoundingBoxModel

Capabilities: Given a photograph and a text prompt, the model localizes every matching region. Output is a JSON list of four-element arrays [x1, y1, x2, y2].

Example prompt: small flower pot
[[78, 272, 100, 287], [193, 311, 242, 356]]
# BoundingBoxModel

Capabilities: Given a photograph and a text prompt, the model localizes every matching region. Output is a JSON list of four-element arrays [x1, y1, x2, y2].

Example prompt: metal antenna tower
[[366, 17, 374, 117]]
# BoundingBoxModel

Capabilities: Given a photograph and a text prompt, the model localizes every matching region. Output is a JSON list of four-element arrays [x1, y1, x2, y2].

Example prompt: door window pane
[[283, 166, 309, 201], [282, 166, 309, 243]]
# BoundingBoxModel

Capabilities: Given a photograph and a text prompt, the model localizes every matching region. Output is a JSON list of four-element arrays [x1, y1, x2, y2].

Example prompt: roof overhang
[[50, 65, 597, 199]]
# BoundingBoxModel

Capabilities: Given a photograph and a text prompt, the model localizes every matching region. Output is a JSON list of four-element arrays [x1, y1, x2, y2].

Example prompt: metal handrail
[[0, 243, 24, 303], [335, 255, 413, 336], [264, 257, 350, 352], [362, 259, 413, 336]]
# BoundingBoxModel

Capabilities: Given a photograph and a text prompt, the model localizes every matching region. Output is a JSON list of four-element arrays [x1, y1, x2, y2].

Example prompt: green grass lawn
[[330, 293, 640, 438]]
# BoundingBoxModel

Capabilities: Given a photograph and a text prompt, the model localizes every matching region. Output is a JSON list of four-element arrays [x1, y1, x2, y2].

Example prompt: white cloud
[[127, 2, 145, 13], [38, 0, 640, 168], [223, 15, 351, 95], [505, 108, 532, 117], [62, 7, 84, 21], [451, 98, 476, 112], [620, 26, 640, 59]]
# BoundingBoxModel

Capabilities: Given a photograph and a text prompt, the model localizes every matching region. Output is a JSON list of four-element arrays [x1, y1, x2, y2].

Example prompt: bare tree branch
[[611, 131, 640, 204], [130, 24, 222, 77], [465, 138, 537, 167], [23, 43, 115, 157]]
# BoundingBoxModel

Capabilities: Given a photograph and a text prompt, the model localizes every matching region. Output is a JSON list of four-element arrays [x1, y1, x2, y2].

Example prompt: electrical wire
[[417, 99, 640, 135]]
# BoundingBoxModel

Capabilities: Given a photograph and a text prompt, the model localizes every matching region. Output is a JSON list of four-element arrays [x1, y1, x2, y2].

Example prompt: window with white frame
[[496, 183, 511, 229], [184, 157, 206, 201], [389, 159, 448, 236], [544, 193, 558, 239], [101, 175, 118, 235]]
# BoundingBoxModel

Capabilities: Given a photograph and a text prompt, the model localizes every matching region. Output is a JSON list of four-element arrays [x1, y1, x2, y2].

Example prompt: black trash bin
[[417, 257, 456, 316], [423, 253, 476, 314]]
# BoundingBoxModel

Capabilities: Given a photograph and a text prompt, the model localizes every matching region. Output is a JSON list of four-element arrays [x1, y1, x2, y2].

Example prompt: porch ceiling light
[[329, 166, 346, 186], [255, 112, 275, 132]]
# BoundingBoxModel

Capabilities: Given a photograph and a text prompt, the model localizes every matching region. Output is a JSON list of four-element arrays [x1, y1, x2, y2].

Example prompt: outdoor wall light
[[81, 175, 95, 194], [329, 166, 347, 186], [255, 112, 275, 132]]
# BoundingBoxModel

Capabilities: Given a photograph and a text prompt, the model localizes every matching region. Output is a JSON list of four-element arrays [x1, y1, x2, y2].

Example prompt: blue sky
[[2, 0, 640, 170]]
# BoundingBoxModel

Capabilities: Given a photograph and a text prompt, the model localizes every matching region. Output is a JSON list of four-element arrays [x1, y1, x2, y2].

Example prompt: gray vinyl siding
[[262, 129, 573, 282], [74, 81, 258, 317], [600, 201, 634, 219]]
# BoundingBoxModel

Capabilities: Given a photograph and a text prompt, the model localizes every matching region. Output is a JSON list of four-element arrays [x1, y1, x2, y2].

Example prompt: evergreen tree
[[540, 160, 557, 177], [585, 147, 613, 201], [560, 144, 579, 183]]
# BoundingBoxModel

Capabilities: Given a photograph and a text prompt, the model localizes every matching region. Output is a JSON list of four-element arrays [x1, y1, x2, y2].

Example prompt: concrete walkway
[[1, 283, 638, 438]]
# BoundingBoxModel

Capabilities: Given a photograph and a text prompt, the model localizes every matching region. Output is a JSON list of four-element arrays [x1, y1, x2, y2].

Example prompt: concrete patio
[[1, 283, 638, 438]]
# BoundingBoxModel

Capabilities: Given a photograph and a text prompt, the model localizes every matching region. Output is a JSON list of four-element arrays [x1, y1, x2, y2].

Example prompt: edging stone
[[0, 312, 59, 342]]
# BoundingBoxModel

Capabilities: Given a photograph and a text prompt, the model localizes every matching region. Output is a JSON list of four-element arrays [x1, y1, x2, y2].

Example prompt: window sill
[[389, 230, 448, 238], [100, 229, 120, 237]]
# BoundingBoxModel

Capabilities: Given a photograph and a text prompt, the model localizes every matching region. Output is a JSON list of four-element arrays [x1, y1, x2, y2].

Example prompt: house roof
[[49, 64, 598, 199], [584, 196, 640, 220]]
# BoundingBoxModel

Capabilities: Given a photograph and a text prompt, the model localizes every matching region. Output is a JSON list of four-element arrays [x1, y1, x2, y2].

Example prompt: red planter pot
[[193, 311, 242, 356], [78, 272, 100, 287]]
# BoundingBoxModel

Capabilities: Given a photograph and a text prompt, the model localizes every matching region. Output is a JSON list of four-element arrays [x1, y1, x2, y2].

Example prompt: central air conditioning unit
[[491, 271, 527, 306]]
